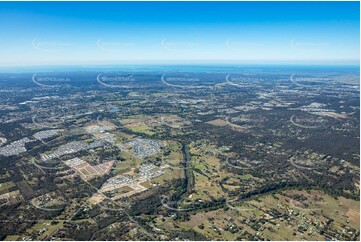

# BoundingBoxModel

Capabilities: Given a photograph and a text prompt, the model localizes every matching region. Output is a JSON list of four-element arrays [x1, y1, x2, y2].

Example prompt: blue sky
[[0, 1, 359, 66]]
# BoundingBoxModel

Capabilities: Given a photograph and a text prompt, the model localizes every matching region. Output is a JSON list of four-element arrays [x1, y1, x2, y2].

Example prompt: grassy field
[[114, 157, 139, 175], [129, 125, 155, 135], [105, 186, 134, 198], [114, 131, 133, 143], [0, 181, 17, 195], [24, 220, 64, 240], [4, 235, 21, 241], [153, 168, 183, 185], [178, 189, 359, 241], [206, 119, 229, 126]]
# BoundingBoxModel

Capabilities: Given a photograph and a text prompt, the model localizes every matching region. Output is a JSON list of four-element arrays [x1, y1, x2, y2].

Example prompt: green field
[[0, 181, 17, 195]]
